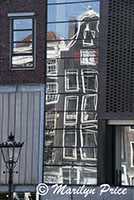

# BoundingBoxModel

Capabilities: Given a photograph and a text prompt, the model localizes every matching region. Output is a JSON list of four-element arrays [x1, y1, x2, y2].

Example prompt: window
[[65, 69, 79, 92], [129, 126, 134, 131], [62, 167, 78, 184], [80, 126, 97, 160], [81, 69, 98, 93], [130, 142, 134, 167], [80, 167, 97, 185], [83, 23, 95, 47], [80, 49, 97, 65], [47, 59, 58, 77], [9, 14, 35, 69], [129, 176, 134, 186], [64, 96, 78, 125], [46, 83, 59, 104], [63, 127, 77, 159], [81, 94, 97, 123], [121, 165, 129, 185], [45, 111, 57, 136]]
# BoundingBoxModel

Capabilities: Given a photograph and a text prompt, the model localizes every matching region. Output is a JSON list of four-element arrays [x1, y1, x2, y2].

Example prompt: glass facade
[[44, 0, 100, 185]]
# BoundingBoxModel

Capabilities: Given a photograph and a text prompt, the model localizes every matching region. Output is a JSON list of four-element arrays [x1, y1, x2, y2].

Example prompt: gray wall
[[0, 85, 45, 186]]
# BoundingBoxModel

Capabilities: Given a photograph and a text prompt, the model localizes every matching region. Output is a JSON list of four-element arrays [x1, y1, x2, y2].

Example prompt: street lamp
[[0, 132, 24, 200]]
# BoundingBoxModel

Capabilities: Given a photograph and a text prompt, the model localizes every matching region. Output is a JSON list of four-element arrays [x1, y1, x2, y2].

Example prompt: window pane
[[45, 111, 57, 137], [65, 70, 79, 91], [81, 130, 97, 147], [64, 96, 78, 124], [13, 31, 32, 42], [82, 69, 98, 93], [12, 55, 33, 68], [80, 49, 98, 65], [48, 0, 99, 4], [13, 43, 32, 54], [48, 20, 99, 41], [47, 59, 58, 77], [44, 166, 97, 185], [80, 167, 97, 185], [81, 95, 97, 122], [13, 19, 32, 29], [80, 147, 97, 160], [46, 83, 59, 104], [48, 3, 100, 22]]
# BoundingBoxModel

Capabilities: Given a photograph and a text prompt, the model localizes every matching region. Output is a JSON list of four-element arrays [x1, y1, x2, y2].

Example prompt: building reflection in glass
[[45, 1, 100, 185], [121, 126, 134, 186]]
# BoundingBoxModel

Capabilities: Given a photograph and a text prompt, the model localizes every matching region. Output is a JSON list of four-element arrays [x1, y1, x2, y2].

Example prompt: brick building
[[1, 0, 134, 200], [0, 0, 46, 199]]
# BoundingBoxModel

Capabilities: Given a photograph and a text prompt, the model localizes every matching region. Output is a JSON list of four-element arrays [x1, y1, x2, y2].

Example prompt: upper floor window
[[83, 23, 95, 47], [64, 96, 78, 125], [65, 69, 79, 92], [81, 94, 97, 123], [80, 50, 97, 66], [47, 59, 58, 77], [45, 111, 57, 136], [46, 82, 59, 104], [81, 69, 98, 93], [63, 126, 77, 159], [9, 13, 36, 69]]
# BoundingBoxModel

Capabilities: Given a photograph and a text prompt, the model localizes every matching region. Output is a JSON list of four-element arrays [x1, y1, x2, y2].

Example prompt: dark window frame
[[9, 15, 36, 70]]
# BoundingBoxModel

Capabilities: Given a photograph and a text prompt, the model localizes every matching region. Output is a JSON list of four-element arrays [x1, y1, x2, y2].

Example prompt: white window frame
[[80, 125, 97, 161], [79, 167, 97, 185], [45, 111, 57, 136], [83, 26, 95, 47], [121, 165, 129, 185], [129, 176, 134, 186], [129, 126, 134, 131], [63, 126, 77, 160], [81, 69, 98, 93], [65, 69, 79, 92], [81, 94, 98, 123], [130, 142, 134, 167], [46, 82, 59, 105], [62, 166, 80, 184], [46, 59, 58, 77], [80, 49, 97, 66], [44, 167, 62, 184], [64, 96, 78, 125]]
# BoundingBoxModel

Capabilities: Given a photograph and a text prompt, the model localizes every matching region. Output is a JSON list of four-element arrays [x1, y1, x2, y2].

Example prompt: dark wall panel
[[99, 0, 134, 119]]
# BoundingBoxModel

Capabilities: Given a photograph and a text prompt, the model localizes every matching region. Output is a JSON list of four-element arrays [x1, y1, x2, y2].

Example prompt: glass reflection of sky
[[48, 0, 99, 4], [47, 2, 100, 40], [13, 31, 32, 42], [48, 2, 100, 22], [13, 19, 32, 29]]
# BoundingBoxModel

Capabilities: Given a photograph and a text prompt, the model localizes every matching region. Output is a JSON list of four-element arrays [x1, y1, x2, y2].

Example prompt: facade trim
[[38, 85, 45, 184], [108, 120, 134, 125], [8, 12, 36, 17]]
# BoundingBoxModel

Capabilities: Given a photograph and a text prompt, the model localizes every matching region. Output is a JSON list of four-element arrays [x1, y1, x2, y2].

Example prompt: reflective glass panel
[[65, 69, 79, 91], [48, 21, 99, 41], [82, 69, 98, 93], [45, 0, 99, 185], [13, 19, 32, 29], [13, 31, 32, 42], [48, 2, 100, 22], [44, 166, 97, 185], [12, 55, 33, 68], [13, 43, 32, 54], [48, 0, 99, 3], [64, 96, 78, 124]]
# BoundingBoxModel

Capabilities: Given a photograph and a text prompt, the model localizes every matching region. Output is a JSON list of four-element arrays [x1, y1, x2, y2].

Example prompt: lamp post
[[0, 132, 24, 200]]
